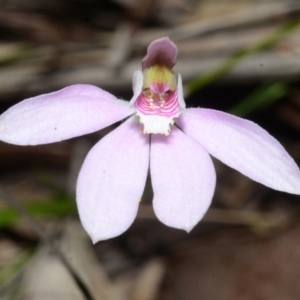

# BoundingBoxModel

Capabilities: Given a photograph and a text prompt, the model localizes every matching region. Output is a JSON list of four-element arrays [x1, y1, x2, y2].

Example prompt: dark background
[[0, 1, 300, 299]]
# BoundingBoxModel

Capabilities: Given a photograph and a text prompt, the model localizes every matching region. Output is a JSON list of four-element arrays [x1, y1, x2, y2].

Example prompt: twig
[[0, 184, 95, 300], [172, 1, 300, 40], [136, 0, 300, 42]]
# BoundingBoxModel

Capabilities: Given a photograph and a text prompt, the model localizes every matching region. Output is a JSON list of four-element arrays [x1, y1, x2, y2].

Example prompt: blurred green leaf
[[229, 82, 288, 117], [0, 197, 76, 229], [35, 168, 68, 196], [0, 47, 30, 67]]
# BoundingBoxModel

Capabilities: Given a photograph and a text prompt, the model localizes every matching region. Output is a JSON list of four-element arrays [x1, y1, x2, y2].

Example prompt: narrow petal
[[150, 126, 216, 232], [177, 109, 300, 194], [177, 74, 186, 109], [0, 84, 133, 145], [129, 70, 143, 106], [76, 116, 149, 242]]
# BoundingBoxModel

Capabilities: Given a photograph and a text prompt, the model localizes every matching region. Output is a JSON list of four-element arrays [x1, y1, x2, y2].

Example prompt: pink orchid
[[0, 37, 299, 243]]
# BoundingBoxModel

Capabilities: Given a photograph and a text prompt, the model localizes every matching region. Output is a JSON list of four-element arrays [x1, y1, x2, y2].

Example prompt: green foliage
[[229, 83, 288, 117], [0, 196, 76, 229]]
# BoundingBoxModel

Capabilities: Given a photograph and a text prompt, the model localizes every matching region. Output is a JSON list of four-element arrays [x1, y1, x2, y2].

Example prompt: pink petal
[[177, 109, 300, 194], [150, 126, 216, 232], [76, 116, 149, 242], [0, 84, 133, 145]]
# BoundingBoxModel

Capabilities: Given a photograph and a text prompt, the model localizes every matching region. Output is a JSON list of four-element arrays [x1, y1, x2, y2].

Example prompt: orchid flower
[[0, 37, 299, 243]]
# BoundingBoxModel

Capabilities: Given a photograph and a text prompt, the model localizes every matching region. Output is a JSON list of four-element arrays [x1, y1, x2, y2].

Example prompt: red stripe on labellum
[[134, 89, 180, 118]]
